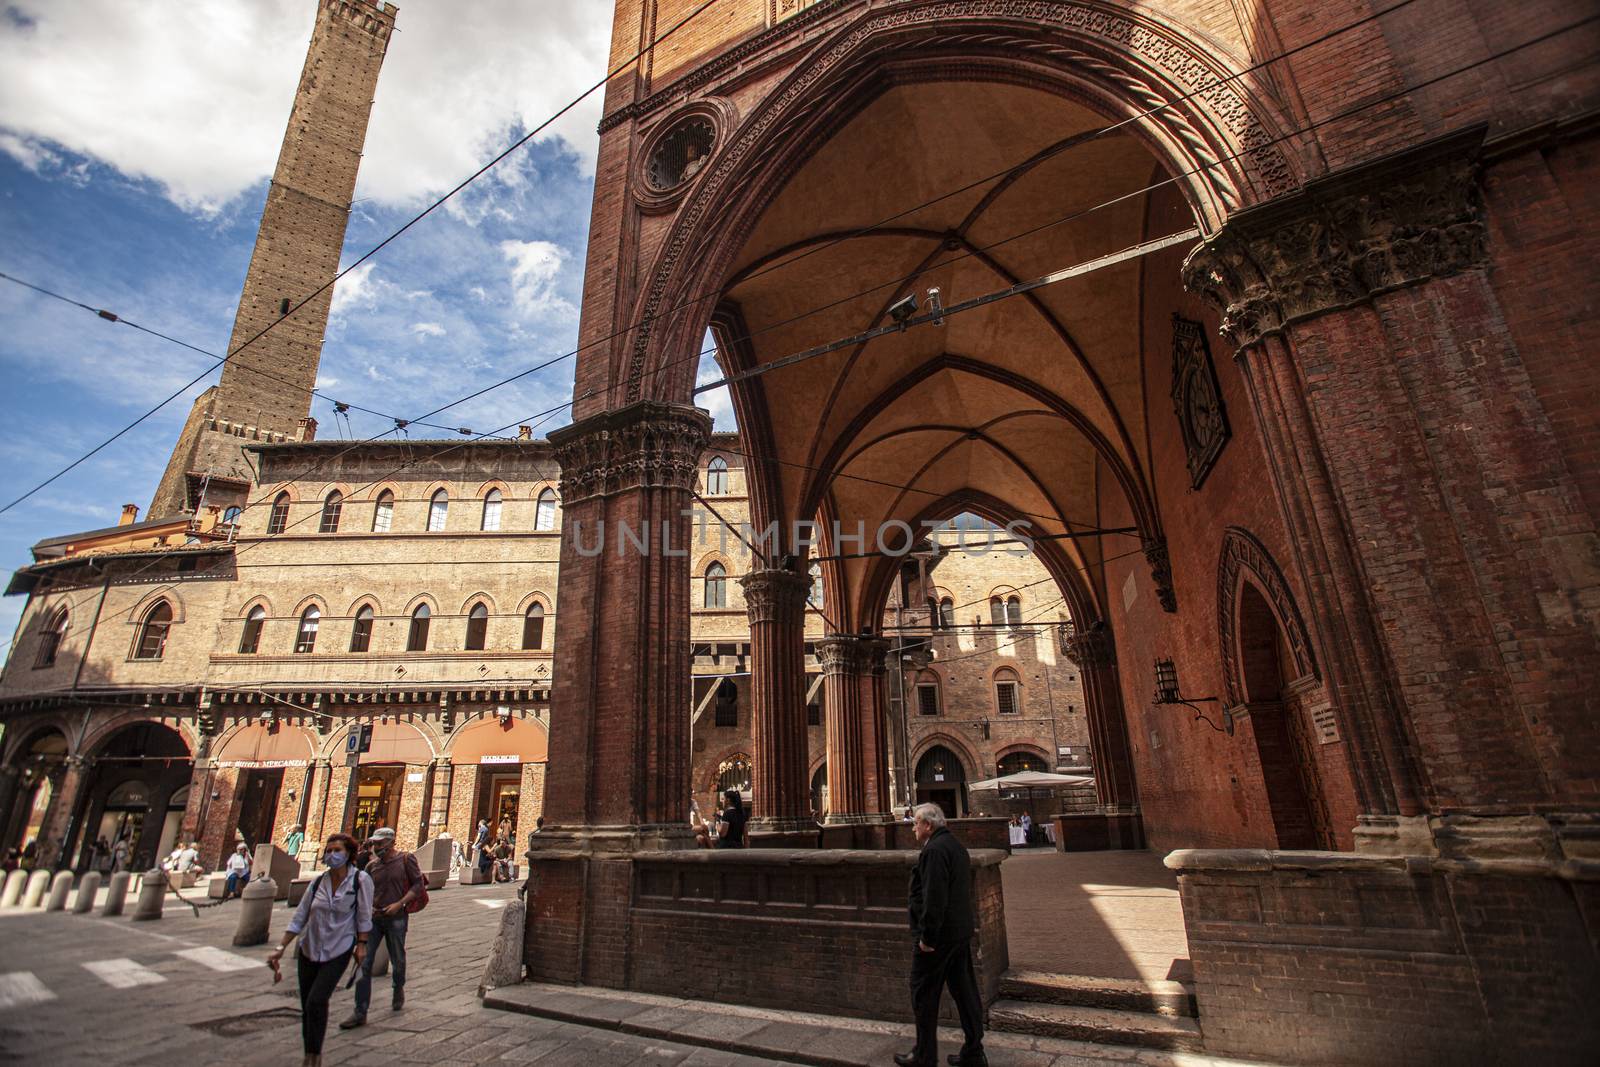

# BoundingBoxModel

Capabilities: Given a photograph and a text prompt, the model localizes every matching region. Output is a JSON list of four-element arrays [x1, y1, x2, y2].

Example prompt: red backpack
[[402, 852, 428, 914]]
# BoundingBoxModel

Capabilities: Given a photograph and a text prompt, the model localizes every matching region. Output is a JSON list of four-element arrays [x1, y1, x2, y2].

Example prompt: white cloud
[[0, 0, 612, 214], [410, 322, 445, 339], [500, 239, 576, 321], [695, 342, 737, 432], [329, 262, 383, 319]]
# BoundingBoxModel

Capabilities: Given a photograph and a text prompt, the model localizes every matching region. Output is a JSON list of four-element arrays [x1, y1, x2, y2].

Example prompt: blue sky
[[0, 1, 733, 650]]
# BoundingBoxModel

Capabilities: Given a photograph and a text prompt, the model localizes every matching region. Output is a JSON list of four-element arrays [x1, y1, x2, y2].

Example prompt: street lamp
[[1151, 658, 1228, 733]]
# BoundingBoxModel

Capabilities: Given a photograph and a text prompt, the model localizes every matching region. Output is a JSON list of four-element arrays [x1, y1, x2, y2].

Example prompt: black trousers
[[297, 947, 353, 1055], [910, 938, 984, 1064]]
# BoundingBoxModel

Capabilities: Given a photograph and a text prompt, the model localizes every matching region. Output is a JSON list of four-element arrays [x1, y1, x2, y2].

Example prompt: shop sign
[[216, 759, 312, 769], [406, 772, 425, 783], [480, 754, 520, 764]]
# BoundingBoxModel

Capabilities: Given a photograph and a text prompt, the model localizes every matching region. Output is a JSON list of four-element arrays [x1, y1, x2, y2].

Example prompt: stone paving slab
[[484, 981, 1282, 1067]]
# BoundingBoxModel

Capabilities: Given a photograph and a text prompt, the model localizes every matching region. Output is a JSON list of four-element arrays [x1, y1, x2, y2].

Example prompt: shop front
[[446, 712, 548, 851]]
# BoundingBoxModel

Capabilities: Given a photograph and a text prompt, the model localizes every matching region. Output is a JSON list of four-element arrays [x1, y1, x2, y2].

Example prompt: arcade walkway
[[1002, 849, 1192, 983]]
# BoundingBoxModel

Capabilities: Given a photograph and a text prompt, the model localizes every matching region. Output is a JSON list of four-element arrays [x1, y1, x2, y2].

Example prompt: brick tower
[[149, 0, 397, 517]]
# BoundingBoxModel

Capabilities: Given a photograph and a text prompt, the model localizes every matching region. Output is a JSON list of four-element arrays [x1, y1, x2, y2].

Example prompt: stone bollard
[[21, 869, 52, 908], [102, 871, 132, 915], [45, 871, 73, 911], [232, 876, 277, 946], [131, 868, 166, 921], [0, 869, 25, 907], [73, 871, 102, 913]]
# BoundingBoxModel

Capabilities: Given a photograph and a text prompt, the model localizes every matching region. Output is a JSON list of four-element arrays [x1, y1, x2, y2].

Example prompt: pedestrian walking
[[472, 818, 489, 862], [223, 842, 252, 898], [266, 832, 372, 1067], [284, 823, 305, 861], [895, 803, 986, 1067], [343, 826, 424, 1029], [715, 788, 746, 848]]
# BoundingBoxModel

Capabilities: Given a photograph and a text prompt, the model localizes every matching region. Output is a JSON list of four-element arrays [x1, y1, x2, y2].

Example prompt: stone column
[[537, 400, 711, 851], [37, 756, 90, 870], [0, 766, 20, 851], [860, 638, 893, 820], [1064, 626, 1138, 814], [818, 636, 872, 824], [1184, 126, 1600, 835], [741, 566, 816, 845]]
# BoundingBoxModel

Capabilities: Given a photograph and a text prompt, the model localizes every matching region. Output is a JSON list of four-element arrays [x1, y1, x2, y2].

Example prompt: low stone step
[[987, 998, 1204, 1051], [999, 969, 1198, 1017]]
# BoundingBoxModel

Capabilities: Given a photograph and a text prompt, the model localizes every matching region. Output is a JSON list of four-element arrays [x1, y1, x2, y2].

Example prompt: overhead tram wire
[[0, 0, 724, 516], [2, 15, 1586, 649], [0, 0, 1432, 518]]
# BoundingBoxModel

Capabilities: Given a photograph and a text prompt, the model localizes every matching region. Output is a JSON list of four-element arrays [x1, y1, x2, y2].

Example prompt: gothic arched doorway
[[915, 745, 968, 819]]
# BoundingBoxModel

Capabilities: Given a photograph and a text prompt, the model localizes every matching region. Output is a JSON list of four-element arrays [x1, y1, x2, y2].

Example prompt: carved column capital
[[1184, 126, 1488, 348], [1064, 625, 1115, 668], [862, 637, 891, 677], [817, 635, 869, 677], [739, 567, 809, 625], [548, 400, 713, 505]]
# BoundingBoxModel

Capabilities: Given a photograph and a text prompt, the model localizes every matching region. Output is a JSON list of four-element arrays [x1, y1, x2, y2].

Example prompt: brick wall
[[1170, 849, 1600, 1065], [524, 847, 1009, 1021]]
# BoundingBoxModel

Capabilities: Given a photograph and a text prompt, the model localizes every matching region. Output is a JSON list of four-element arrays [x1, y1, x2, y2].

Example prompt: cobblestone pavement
[[1001, 850, 1191, 983], [0, 877, 783, 1066]]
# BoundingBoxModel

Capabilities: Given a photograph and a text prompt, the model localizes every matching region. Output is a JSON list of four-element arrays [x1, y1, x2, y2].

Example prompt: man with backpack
[[342, 827, 425, 1030]]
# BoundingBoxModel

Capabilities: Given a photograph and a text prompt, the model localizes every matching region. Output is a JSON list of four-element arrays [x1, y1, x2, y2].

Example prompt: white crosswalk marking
[[173, 946, 261, 973], [82, 958, 166, 989], [0, 972, 56, 1011]]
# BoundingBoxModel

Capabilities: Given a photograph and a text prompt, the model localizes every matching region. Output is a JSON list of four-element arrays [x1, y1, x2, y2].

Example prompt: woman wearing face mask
[[266, 833, 373, 1067]]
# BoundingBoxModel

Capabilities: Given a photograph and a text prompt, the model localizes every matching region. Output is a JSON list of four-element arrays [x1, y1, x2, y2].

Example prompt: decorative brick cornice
[[739, 566, 811, 625], [1184, 125, 1489, 349], [817, 634, 869, 676], [548, 401, 712, 505]]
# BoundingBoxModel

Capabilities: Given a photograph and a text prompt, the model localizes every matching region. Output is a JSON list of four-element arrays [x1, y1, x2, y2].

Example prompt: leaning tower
[[149, 0, 397, 517]]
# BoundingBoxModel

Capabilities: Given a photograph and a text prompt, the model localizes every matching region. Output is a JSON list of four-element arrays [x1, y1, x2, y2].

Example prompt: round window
[[647, 118, 715, 191]]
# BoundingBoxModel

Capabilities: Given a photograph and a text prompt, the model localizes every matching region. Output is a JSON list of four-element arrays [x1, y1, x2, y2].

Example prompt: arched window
[[704, 562, 727, 609], [939, 597, 955, 629], [809, 563, 823, 609], [350, 605, 374, 653], [294, 606, 320, 654], [266, 493, 290, 535], [926, 596, 939, 627], [319, 491, 343, 533], [716, 754, 752, 796], [714, 677, 738, 726], [1006, 594, 1022, 626], [706, 456, 728, 495], [371, 490, 394, 533], [34, 607, 69, 668], [998, 750, 1048, 776], [426, 489, 449, 532], [407, 604, 431, 651], [222, 506, 242, 526], [916, 670, 941, 717], [134, 600, 173, 660], [481, 489, 502, 532], [465, 603, 488, 651], [522, 603, 545, 650], [534, 489, 558, 531], [238, 606, 265, 654], [989, 596, 1005, 626], [994, 667, 1021, 715]]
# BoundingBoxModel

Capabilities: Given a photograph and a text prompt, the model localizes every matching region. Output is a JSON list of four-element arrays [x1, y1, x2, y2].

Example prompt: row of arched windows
[[922, 593, 1023, 629], [913, 666, 1023, 716], [266, 488, 559, 536], [237, 601, 550, 655]]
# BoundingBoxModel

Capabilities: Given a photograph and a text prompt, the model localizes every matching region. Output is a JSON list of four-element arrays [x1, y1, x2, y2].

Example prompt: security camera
[[887, 293, 918, 329]]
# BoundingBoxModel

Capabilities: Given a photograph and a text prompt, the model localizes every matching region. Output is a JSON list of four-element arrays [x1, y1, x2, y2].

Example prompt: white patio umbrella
[[967, 770, 1095, 791]]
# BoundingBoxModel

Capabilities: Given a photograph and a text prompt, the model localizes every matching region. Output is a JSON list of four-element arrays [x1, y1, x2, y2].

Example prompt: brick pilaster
[[742, 566, 814, 837]]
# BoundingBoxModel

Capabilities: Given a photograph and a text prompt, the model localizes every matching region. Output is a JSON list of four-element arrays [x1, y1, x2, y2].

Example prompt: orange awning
[[331, 721, 435, 765], [215, 723, 315, 767], [449, 715, 548, 766]]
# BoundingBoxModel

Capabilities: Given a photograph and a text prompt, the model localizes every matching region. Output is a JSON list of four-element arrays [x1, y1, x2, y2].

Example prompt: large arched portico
[[525, 1, 1600, 1057]]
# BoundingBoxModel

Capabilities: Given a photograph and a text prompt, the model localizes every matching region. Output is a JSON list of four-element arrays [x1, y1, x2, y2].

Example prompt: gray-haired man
[[895, 803, 986, 1067]]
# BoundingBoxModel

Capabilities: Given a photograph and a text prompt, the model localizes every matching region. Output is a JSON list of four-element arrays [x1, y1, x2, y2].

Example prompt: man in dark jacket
[[896, 803, 986, 1067]]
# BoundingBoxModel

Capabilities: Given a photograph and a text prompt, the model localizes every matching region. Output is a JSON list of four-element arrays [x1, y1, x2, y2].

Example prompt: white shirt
[[177, 847, 200, 872], [286, 868, 374, 962], [226, 852, 250, 875]]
